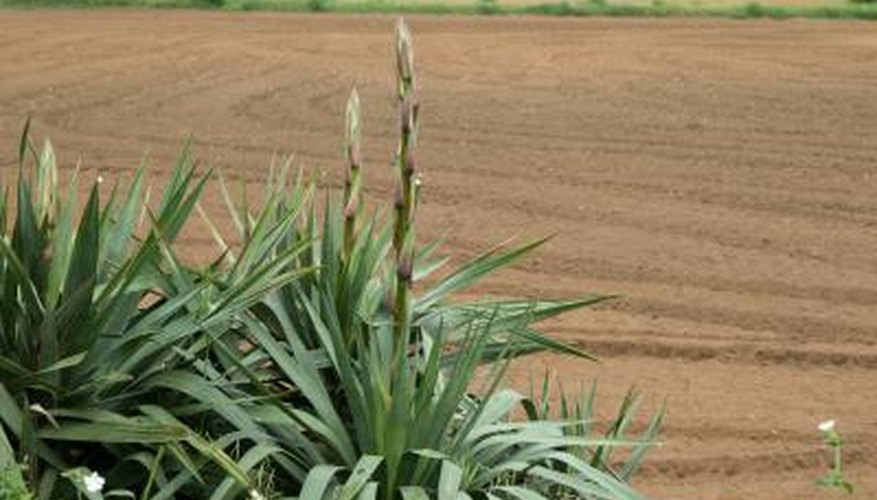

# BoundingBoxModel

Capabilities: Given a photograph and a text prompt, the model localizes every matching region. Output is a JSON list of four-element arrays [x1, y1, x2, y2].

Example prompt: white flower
[[818, 419, 836, 432], [249, 490, 267, 500], [97, 175, 104, 184], [83, 471, 105, 493]]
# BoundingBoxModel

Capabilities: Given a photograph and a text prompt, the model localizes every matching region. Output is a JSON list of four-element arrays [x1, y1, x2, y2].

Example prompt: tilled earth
[[1, 10, 876, 499]]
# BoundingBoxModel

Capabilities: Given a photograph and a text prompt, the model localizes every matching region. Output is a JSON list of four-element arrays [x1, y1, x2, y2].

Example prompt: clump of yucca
[[207, 18, 662, 499]]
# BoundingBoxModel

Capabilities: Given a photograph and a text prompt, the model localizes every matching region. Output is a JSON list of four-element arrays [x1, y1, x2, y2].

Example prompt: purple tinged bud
[[403, 144, 415, 175], [397, 254, 413, 283], [412, 90, 421, 123]]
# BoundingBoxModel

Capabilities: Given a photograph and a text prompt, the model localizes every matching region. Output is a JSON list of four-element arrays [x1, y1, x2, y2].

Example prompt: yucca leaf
[[60, 184, 100, 355], [411, 328, 445, 426], [492, 486, 550, 500], [467, 390, 523, 436], [205, 240, 313, 324], [243, 317, 355, 465], [139, 405, 253, 490], [165, 441, 205, 485], [438, 460, 464, 500], [592, 388, 640, 471], [507, 325, 596, 361], [12, 175, 45, 306], [101, 167, 145, 273], [539, 453, 647, 500], [207, 443, 279, 500], [154, 163, 210, 243], [0, 355, 33, 385], [146, 371, 265, 442], [197, 203, 235, 267], [217, 171, 246, 239], [399, 486, 431, 500], [337, 455, 383, 500], [34, 351, 86, 376], [0, 236, 45, 317], [36, 467, 58, 500], [146, 467, 198, 500], [618, 401, 665, 481], [416, 238, 549, 312], [45, 167, 78, 309], [38, 421, 187, 443], [17, 116, 31, 170], [156, 140, 195, 218], [298, 464, 342, 500]]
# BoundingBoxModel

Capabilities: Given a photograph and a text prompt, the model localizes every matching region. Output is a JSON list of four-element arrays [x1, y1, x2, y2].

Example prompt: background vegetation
[[2, 0, 877, 20]]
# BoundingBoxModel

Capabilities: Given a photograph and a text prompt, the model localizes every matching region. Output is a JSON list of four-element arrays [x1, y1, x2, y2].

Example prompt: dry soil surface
[[1, 10, 876, 499]]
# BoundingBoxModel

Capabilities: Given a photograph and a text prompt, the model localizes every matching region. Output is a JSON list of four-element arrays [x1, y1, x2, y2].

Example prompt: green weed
[[817, 420, 854, 494]]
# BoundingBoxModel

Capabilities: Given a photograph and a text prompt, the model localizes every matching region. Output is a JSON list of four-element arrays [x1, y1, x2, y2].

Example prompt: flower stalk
[[392, 18, 420, 347], [343, 87, 363, 261]]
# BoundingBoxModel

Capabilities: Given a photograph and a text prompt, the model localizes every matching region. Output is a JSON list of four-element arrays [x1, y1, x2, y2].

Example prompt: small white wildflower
[[818, 419, 836, 432], [414, 174, 422, 187], [249, 489, 267, 500], [97, 174, 104, 184], [83, 471, 105, 493]]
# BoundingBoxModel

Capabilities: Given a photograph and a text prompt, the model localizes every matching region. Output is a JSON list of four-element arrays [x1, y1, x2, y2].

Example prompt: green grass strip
[[1, 0, 876, 21]]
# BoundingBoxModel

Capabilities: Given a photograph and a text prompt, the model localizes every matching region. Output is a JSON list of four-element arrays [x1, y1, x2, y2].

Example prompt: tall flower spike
[[345, 87, 362, 168], [343, 87, 363, 260], [392, 17, 419, 354]]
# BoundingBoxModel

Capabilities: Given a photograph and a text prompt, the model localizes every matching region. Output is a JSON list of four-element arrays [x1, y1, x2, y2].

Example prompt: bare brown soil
[[1, 10, 876, 499]]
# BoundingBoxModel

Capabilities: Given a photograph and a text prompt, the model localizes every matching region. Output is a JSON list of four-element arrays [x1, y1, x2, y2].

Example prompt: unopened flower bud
[[395, 19, 415, 84], [403, 145, 416, 175], [397, 254, 413, 283], [345, 87, 362, 167]]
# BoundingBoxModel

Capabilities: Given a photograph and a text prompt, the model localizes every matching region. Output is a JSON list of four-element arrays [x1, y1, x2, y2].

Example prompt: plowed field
[[1, 11, 875, 499]]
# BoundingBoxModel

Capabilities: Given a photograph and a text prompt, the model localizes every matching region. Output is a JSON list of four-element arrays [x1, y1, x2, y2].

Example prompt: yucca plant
[[202, 19, 661, 499], [0, 126, 309, 499]]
